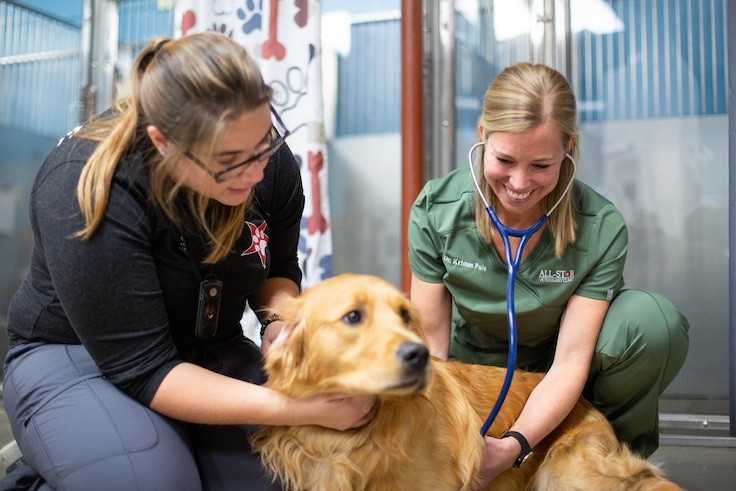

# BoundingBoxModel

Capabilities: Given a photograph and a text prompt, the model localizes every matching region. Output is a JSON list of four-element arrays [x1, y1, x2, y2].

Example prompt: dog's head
[[263, 274, 430, 398]]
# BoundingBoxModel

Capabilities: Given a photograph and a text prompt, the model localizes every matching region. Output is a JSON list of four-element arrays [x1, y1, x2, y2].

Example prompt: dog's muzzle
[[385, 342, 430, 392], [397, 342, 429, 374]]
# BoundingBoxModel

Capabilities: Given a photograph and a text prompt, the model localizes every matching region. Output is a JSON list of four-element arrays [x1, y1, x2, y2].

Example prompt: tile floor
[[650, 445, 736, 490]]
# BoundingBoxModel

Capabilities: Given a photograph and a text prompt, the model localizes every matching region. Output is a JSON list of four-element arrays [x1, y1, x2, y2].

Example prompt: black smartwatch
[[502, 431, 533, 468]]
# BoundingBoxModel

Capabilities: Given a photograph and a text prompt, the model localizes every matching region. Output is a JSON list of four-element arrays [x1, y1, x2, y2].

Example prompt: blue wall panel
[[336, 17, 401, 136], [576, 0, 728, 122]]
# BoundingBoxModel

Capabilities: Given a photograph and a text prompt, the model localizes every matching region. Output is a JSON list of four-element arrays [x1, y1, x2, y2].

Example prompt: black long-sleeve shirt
[[6, 129, 305, 405]]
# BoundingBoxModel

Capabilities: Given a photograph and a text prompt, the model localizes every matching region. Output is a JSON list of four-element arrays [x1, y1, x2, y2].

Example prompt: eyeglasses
[[182, 105, 290, 184]]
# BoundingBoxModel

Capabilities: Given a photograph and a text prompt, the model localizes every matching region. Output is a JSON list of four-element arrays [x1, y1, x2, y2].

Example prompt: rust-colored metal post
[[400, 0, 424, 295]]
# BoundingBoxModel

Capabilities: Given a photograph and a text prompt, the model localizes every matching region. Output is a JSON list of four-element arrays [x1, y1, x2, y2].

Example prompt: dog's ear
[[262, 294, 310, 394], [265, 319, 309, 394]]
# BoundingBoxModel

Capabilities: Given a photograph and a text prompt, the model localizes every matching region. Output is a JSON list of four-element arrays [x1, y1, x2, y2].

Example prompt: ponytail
[[75, 38, 164, 239], [73, 33, 272, 263]]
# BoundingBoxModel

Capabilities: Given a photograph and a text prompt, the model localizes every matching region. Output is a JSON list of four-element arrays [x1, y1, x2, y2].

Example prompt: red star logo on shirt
[[242, 221, 268, 268]]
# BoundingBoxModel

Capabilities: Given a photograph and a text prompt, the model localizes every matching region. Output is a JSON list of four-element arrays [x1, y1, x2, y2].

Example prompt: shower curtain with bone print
[[174, 0, 332, 338]]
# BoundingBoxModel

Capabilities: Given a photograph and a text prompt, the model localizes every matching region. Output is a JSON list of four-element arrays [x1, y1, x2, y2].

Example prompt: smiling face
[[171, 102, 273, 207], [481, 122, 569, 226]]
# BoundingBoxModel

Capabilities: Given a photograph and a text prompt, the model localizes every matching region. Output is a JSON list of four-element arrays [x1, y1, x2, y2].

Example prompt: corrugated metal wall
[[117, 0, 173, 102], [574, 0, 728, 121], [2, 1, 726, 136], [2, 2, 420, 143], [336, 16, 401, 136], [453, 0, 728, 128], [0, 0, 173, 139], [0, 1, 81, 137], [119, 0, 173, 50]]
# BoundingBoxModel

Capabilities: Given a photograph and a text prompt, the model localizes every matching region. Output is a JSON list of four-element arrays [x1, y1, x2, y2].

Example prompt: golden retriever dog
[[253, 273, 682, 491]]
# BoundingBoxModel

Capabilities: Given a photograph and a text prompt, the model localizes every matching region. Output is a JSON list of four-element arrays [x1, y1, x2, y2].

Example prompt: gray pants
[[2, 338, 282, 491]]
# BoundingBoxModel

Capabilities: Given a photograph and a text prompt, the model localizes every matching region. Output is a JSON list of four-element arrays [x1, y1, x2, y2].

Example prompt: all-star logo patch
[[538, 269, 575, 283], [242, 221, 268, 268]]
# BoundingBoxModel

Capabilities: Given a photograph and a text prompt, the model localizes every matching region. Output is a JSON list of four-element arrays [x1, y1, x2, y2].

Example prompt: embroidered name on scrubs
[[443, 254, 487, 271], [242, 221, 269, 268], [538, 269, 575, 283]]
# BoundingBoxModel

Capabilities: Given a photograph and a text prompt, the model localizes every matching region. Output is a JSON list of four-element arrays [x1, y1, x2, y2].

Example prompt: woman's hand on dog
[[474, 435, 520, 489], [295, 393, 378, 431]]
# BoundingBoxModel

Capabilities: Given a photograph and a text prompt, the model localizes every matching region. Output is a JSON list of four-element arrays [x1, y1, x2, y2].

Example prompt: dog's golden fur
[[253, 274, 682, 491]]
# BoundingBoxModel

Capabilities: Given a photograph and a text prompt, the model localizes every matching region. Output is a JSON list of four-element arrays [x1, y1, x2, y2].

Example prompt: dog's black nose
[[397, 342, 429, 371]]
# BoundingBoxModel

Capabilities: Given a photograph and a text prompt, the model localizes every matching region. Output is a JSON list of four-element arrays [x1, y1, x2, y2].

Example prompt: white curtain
[[173, 0, 333, 338], [173, 0, 332, 289]]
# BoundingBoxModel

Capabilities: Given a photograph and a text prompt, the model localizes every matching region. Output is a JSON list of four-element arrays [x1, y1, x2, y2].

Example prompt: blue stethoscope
[[467, 141, 577, 437]]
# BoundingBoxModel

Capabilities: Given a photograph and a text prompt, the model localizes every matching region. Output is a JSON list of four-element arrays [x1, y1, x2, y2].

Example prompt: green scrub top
[[408, 167, 627, 369]]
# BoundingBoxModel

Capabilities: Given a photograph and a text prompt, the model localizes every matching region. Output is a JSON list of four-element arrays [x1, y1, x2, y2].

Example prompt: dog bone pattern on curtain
[[174, 0, 333, 291]]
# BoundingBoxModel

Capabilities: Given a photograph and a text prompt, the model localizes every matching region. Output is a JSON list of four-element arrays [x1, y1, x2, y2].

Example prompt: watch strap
[[502, 431, 533, 467], [259, 313, 281, 339]]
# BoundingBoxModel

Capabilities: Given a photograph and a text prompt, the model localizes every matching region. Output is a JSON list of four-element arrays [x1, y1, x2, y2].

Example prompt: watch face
[[517, 451, 533, 468]]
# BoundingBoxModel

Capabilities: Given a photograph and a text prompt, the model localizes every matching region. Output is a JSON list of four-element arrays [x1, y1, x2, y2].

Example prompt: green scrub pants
[[585, 289, 689, 457], [451, 289, 690, 458]]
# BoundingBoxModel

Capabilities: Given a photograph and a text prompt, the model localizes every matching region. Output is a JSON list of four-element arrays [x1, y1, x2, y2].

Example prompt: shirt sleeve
[[257, 142, 305, 287], [408, 182, 447, 283], [573, 204, 628, 300], [31, 156, 182, 406]]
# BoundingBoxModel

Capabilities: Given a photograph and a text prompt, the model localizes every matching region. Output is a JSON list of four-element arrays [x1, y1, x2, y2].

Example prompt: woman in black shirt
[[2, 32, 375, 490]]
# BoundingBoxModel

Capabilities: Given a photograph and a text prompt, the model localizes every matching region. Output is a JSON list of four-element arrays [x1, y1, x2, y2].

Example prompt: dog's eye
[[400, 308, 411, 325], [342, 310, 363, 325]]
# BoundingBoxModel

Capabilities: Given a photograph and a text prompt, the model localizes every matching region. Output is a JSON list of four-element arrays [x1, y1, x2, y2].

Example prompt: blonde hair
[[75, 32, 273, 263], [475, 62, 579, 258]]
